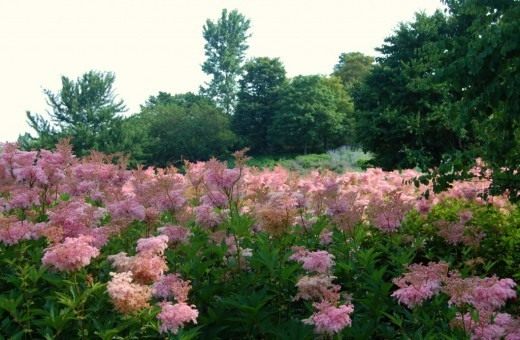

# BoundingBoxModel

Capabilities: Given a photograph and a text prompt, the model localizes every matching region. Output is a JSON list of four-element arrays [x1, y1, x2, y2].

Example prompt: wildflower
[[130, 254, 168, 284], [0, 220, 38, 245], [107, 271, 151, 313], [107, 198, 146, 221], [391, 262, 449, 308], [42, 235, 100, 272], [303, 301, 354, 334], [157, 301, 198, 334], [319, 229, 333, 246], [158, 225, 192, 245], [152, 274, 192, 302], [301, 251, 335, 274], [136, 235, 169, 256], [295, 275, 341, 303]]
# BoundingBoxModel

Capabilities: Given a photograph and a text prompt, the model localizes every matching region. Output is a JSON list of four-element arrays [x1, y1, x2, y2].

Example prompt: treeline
[[20, 1, 520, 196]]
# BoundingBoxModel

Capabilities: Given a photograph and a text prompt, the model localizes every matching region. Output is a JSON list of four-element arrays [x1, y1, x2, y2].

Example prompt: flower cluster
[[392, 262, 518, 339], [290, 246, 354, 334], [42, 235, 100, 272]]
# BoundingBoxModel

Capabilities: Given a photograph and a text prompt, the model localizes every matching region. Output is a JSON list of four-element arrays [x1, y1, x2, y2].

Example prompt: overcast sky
[[0, 0, 443, 142]]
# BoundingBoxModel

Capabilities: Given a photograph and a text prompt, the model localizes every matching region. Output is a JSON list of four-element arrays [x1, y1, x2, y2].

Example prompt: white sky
[[0, 0, 443, 142]]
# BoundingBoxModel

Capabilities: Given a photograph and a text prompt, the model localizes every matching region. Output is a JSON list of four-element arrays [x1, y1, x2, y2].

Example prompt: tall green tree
[[353, 11, 462, 170], [201, 9, 251, 114], [332, 52, 374, 90], [23, 71, 126, 156], [232, 57, 286, 154], [126, 92, 236, 166], [439, 0, 520, 197], [269, 75, 354, 154]]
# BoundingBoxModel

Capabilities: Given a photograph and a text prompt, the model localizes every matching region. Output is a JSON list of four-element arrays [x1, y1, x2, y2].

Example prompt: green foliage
[[232, 57, 287, 154], [353, 11, 463, 170], [332, 52, 374, 90], [247, 147, 372, 172], [269, 75, 355, 154], [201, 9, 251, 114], [124, 92, 237, 167], [23, 71, 127, 157], [354, 1, 520, 199], [441, 0, 520, 198]]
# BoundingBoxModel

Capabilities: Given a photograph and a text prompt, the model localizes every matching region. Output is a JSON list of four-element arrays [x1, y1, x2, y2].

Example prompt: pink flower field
[[0, 142, 518, 339]]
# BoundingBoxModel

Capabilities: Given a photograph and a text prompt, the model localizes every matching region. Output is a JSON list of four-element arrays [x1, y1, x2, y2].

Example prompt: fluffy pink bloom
[[136, 235, 169, 256], [289, 246, 310, 262], [157, 301, 199, 334], [295, 275, 341, 303], [454, 312, 520, 340], [42, 235, 100, 271], [445, 275, 517, 312], [392, 262, 449, 308], [7, 188, 40, 209], [0, 220, 38, 245], [194, 204, 223, 228], [303, 301, 354, 334], [130, 254, 168, 284], [152, 273, 192, 302], [301, 251, 335, 274], [158, 225, 192, 245], [107, 271, 151, 313], [107, 198, 146, 221], [46, 200, 106, 240], [108, 252, 133, 272], [319, 229, 333, 246]]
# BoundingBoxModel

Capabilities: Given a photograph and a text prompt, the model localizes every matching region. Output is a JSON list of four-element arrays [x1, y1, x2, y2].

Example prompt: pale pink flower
[[289, 246, 310, 262], [42, 235, 100, 272], [303, 301, 354, 334], [158, 225, 192, 245], [295, 275, 341, 303], [130, 254, 168, 284], [157, 301, 198, 334], [107, 252, 134, 272], [194, 204, 222, 228], [319, 229, 333, 246], [107, 271, 151, 313], [301, 251, 335, 274], [0, 220, 38, 245], [392, 262, 449, 308], [136, 235, 169, 256], [152, 274, 192, 302], [107, 198, 145, 221]]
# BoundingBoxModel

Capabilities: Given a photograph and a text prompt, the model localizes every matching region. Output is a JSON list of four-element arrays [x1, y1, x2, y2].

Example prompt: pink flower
[[391, 262, 449, 308], [289, 246, 310, 262], [194, 204, 222, 228], [301, 251, 335, 274], [319, 229, 333, 246], [130, 254, 168, 284], [0, 220, 38, 245], [152, 274, 192, 302], [295, 275, 341, 303], [136, 235, 169, 256], [42, 235, 100, 272], [157, 301, 198, 334], [107, 198, 145, 221], [158, 225, 192, 245], [303, 301, 354, 334], [107, 271, 151, 313]]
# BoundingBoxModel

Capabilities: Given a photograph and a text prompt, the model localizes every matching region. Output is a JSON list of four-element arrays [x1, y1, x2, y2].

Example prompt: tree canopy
[[201, 9, 251, 114], [126, 92, 236, 167], [232, 57, 287, 154], [23, 71, 126, 157]]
